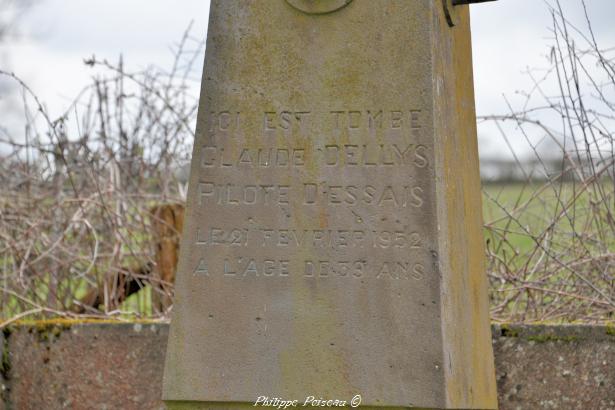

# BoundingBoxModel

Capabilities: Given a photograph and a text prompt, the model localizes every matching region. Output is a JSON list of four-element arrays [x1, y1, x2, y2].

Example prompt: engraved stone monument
[[163, 0, 498, 408]]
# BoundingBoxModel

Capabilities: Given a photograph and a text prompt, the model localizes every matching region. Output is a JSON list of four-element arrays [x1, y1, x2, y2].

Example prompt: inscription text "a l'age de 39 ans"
[[193, 258, 426, 281]]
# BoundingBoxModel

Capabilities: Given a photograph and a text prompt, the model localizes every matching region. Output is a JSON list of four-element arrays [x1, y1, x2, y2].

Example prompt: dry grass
[[481, 0, 614, 323], [0, 25, 203, 324]]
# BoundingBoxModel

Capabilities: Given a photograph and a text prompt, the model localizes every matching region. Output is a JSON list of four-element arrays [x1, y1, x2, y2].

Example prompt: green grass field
[[483, 181, 615, 258]]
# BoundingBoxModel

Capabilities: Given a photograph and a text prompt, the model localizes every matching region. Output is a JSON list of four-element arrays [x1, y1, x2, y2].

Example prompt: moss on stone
[[527, 334, 578, 343], [499, 324, 519, 338], [15, 317, 161, 327], [9, 318, 162, 342], [1, 328, 11, 378]]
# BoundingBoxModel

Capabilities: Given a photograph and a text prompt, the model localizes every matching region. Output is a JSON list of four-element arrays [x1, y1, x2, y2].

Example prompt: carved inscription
[[196, 227, 424, 249], [197, 182, 424, 208], [193, 109, 432, 281], [200, 144, 429, 168], [193, 257, 425, 281]]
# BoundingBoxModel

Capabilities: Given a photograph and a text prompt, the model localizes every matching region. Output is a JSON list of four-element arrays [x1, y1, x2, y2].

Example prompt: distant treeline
[[480, 154, 613, 183]]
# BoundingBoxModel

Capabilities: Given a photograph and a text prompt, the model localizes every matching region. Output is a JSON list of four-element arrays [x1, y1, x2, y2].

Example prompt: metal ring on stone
[[285, 0, 353, 15]]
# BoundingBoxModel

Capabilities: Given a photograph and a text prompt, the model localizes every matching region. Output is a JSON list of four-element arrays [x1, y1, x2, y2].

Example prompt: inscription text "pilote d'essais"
[[192, 109, 432, 281]]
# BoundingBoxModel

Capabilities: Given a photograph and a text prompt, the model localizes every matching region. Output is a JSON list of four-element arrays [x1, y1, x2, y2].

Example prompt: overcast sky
[[1, 0, 614, 160]]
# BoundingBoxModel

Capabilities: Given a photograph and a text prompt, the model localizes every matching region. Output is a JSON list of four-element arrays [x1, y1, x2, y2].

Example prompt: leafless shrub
[[481, 0, 614, 323], [0, 25, 203, 325], [1, 2, 613, 326]]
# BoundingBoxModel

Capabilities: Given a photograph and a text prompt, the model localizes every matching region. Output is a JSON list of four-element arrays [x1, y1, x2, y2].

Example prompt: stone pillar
[[163, 1, 497, 408]]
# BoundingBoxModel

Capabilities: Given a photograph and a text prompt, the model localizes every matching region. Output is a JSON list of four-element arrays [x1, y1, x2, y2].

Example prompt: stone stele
[[163, 0, 498, 409]]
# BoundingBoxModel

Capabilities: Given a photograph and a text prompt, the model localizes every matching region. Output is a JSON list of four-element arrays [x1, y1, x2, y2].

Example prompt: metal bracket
[[452, 0, 497, 4], [444, 0, 498, 27]]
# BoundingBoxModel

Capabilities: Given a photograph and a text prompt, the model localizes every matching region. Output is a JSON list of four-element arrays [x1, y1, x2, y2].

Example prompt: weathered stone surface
[[492, 325, 615, 410], [163, 0, 496, 408], [0, 324, 613, 409], [5, 322, 167, 410]]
